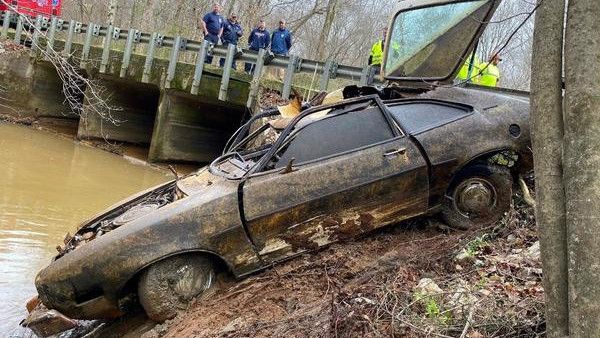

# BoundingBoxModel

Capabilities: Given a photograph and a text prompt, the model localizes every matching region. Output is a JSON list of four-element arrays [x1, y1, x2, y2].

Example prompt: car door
[[242, 101, 429, 263]]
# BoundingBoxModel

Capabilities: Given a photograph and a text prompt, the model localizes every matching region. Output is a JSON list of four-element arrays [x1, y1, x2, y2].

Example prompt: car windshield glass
[[384, 0, 491, 79]]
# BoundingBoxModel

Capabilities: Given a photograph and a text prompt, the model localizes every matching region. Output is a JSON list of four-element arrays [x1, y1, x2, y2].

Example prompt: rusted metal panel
[[35, 171, 259, 319], [243, 137, 429, 263]]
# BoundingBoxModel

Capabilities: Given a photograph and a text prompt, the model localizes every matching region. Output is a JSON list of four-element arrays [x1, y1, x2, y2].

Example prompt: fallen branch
[[518, 175, 536, 208]]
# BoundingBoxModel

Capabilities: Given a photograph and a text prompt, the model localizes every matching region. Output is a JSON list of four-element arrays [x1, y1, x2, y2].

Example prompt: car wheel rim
[[453, 178, 497, 218], [169, 262, 214, 305]]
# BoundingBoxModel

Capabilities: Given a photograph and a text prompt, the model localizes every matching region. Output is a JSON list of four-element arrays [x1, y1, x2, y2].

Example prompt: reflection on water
[[0, 123, 170, 335]]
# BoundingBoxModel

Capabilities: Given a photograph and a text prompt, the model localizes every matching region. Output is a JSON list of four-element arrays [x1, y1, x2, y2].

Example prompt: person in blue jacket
[[271, 19, 292, 56], [270, 19, 292, 78], [219, 13, 243, 69], [201, 3, 224, 64], [245, 19, 270, 74]]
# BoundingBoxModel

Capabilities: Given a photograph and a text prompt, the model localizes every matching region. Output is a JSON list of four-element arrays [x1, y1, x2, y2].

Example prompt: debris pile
[[157, 179, 544, 338]]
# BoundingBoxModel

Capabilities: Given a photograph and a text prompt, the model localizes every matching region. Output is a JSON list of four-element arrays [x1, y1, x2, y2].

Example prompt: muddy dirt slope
[[155, 182, 543, 338]]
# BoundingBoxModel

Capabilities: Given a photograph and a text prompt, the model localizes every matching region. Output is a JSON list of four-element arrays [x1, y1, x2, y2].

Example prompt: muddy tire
[[442, 164, 512, 230], [138, 255, 215, 322]]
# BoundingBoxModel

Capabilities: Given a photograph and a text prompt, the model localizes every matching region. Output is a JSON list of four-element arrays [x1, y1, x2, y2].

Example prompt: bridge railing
[[0, 9, 381, 110]]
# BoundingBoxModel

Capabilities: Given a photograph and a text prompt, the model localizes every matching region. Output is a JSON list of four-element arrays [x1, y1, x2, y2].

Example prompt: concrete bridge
[[0, 9, 378, 163]]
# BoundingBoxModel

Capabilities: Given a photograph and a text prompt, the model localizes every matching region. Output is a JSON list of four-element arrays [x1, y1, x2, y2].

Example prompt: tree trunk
[[530, 0, 568, 337], [564, 0, 600, 336], [107, 0, 118, 26], [315, 0, 338, 60]]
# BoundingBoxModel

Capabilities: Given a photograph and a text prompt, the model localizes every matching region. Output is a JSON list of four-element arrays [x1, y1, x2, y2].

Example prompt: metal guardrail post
[[13, 15, 23, 44], [165, 36, 182, 89], [282, 55, 299, 100], [219, 43, 236, 101], [142, 32, 159, 83], [80, 22, 95, 68], [191, 40, 210, 95], [319, 60, 333, 92], [100, 25, 114, 73], [63, 20, 76, 56], [45, 17, 58, 57], [120, 29, 136, 78], [246, 48, 266, 109], [359, 66, 369, 86], [1, 11, 11, 39], [30, 15, 43, 57]]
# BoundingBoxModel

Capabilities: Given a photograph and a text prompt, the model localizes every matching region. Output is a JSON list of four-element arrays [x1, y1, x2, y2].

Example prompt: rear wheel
[[138, 255, 215, 322], [442, 164, 512, 230]]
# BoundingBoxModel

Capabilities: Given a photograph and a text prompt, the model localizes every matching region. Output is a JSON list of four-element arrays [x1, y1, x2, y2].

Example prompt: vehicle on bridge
[[25, 0, 532, 335], [0, 0, 62, 27]]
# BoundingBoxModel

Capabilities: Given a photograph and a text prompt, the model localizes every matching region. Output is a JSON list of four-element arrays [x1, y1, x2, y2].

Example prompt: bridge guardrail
[[1, 9, 382, 109]]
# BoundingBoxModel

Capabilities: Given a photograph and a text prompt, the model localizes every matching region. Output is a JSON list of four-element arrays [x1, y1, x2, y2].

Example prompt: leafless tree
[[1, 0, 121, 127]]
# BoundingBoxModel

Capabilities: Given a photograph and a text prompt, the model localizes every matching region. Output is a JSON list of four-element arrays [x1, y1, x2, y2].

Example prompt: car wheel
[[442, 164, 512, 230], [138, 255, 215, 322]]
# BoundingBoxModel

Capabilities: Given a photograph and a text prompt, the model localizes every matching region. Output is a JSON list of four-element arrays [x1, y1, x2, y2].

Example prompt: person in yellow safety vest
[[369, 27, 400, 74], [369, 28, 388, 73], [457, 52, 482, 84], [479, 53, 502, 87]]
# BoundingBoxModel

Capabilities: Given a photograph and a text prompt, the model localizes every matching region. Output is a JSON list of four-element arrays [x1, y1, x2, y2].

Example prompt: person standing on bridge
[[201, 3, 225, 65], [219, 13, 243, 69], [368, 28, 388, 74], [270, 19, 292, 79], [368, 27, 399, 75], [245, 19, 271, 75]]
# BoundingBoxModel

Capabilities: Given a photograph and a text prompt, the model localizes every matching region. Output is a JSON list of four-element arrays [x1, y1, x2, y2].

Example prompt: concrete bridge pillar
[[0, 54, 76, 118], [28, 61, 79, 118], [77, 77, 159, 144], [148, 89, 247, 163]]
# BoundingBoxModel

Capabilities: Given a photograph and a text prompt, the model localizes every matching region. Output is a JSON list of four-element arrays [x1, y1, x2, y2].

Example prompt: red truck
[[0, 0, 62, 18]]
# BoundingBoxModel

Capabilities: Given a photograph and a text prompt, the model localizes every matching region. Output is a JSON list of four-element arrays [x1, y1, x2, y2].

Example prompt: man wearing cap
[[480, 53, 502, 87], [220, 13, 243, 69], [201, 3, 224, 64], [245, 19, 271, 74]]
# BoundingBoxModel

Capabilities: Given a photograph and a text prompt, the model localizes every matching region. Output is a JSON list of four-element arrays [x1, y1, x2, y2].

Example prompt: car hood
[[56, 168, 233, 257], [383, 0, 500, 85]]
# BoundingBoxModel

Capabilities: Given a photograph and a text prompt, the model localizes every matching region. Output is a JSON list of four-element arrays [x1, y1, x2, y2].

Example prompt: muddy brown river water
[[0, 123, 171, 336]]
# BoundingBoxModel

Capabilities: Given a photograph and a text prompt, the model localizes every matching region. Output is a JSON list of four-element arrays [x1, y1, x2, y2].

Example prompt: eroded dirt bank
[[157, 181, 543, 338]]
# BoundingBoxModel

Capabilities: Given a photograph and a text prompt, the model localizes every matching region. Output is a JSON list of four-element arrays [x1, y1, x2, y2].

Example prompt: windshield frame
[[382, 0, 499, 83]]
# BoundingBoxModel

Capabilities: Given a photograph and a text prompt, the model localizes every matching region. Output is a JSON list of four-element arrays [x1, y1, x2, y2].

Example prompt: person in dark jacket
[[219, 13, 243, 69], [201, 3, 224, 64], [271, 19, 292, 56], [270, 19, 292, 78], [245, 19, 270, 74]]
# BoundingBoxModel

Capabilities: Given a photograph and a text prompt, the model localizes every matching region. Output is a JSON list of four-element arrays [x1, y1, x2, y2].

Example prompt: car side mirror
[[279, 158, 296, 175]]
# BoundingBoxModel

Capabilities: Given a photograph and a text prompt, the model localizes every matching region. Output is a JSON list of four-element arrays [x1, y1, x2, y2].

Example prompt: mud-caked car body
[[31, 0, 533, 330]]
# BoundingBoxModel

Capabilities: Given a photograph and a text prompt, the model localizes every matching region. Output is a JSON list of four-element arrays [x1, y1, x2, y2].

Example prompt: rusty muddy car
[[26, 0, 532, 335]]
